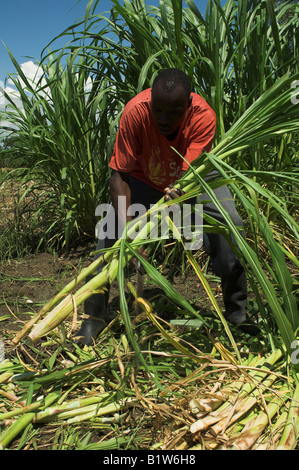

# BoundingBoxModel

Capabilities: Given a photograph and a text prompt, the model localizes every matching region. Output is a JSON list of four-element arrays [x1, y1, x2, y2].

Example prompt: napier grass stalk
[[277, 382, 299, 450], [252, 409, 290, 450], [0, 392, 58, 450], [34, 397, 135, 424], [11, 252, 110, 344], [209, 371, 284, 436], [185, 351, 296, 450], [188, 356, 262, 418], [0, 413, 36, 451], [25, 204, 205, 343], [223, 384, 291, 450], [190, 349, 284, 433], [33, 394, 110, 423]]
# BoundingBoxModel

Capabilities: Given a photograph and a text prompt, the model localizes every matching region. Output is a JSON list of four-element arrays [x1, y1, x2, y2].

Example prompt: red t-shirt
[[109, 88, 216, 191]]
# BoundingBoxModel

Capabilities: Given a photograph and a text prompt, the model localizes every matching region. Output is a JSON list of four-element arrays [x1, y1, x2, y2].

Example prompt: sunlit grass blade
[[117, 238, 164, 390], [205, 155, 299, 350], [124, 240, 206, 323], [184, 250, 241, 363], [189, 167, 296, 357], [277, 382, 299, 450]]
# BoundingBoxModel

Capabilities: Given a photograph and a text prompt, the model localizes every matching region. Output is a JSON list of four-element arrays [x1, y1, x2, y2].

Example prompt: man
[[75, 68, 259, 346]]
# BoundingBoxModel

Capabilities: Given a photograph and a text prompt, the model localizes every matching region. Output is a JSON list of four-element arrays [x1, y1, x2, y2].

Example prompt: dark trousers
[[92, 174, 247, 323]]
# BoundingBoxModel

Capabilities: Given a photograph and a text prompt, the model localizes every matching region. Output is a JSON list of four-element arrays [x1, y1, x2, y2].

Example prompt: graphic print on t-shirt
[[148, 145, 167, 187]]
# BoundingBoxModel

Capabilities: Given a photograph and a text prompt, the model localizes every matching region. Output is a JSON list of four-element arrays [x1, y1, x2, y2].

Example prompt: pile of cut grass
[[0, 293, 298, 451]]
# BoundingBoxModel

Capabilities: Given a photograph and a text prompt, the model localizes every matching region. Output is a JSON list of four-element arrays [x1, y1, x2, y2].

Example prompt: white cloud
[[0, 84, 22, 113], [84, 75, 92, 92], [1, 60, 44, 133], [7, 60, 46, 91], [20, 60, 43, 81], [1, 59, 94, 137]]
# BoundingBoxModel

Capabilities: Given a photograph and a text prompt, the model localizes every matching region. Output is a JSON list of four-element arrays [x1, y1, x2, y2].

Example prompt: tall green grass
[[1, 50, 117, 250], [0, 0, 298, 356], [1, 0, 298, 248]]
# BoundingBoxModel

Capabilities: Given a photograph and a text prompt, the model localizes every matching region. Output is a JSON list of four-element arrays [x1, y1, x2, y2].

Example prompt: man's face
[[151, 82, 192, 138]]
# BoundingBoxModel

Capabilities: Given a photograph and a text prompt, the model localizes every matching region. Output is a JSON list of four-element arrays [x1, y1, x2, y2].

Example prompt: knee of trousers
[[203, 233, 244, 278], [213, 251, 244, 278]]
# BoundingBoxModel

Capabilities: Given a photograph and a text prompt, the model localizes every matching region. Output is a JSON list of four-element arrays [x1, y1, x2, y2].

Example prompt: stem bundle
[[184, 350, 298, 450]]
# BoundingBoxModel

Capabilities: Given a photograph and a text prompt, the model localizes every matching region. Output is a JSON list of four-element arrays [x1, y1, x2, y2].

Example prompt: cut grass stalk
[[0, 400, 46, 421], [26, 212, 204, 343], [252, 408, 289, 450], [276, 381, 299, 450], [0, 392, 58, 450], [0, 412, 36, 451], [187, 358, 262, 417], [0, 371, 14, 384], [65, 398, 135, 424], [11, 253, 109, 344], [223, 384, 290, 450], [33, 393, 110, 423], [209, 371, 284, 436], [190, 349, 283, 433]]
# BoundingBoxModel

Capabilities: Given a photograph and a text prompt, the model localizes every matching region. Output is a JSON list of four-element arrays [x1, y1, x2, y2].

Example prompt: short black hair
[[152, 68, 191, 97]]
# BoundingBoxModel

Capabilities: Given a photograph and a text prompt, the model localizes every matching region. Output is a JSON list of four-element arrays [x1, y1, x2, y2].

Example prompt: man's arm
[[110, 170, 132, 232], [110, 169, 147, 268]]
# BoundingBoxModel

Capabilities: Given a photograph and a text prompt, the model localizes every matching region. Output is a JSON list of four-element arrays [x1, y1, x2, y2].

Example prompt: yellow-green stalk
[[223, 384, 290, 450], [34, 393, 110, 423], [276, 381, 299, 450], [0, 400, 45, 421], [0, 371, 14, 384], [190, 349, 283, 434], [65, 398, 135, 424], [210, 371, 283, 436], [252, 408, 289, 450], [0, 412, 36, 450], [189, 355, 261, 418], [0, 392, 58, 450], [26, 216, 157, 342]]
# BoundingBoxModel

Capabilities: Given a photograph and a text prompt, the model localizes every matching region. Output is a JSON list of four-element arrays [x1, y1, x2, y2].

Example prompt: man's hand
[[164, 184, 184, 201]]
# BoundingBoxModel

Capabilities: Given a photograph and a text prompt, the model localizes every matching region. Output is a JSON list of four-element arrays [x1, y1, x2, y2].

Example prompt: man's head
[[151, 68, 192, 138]]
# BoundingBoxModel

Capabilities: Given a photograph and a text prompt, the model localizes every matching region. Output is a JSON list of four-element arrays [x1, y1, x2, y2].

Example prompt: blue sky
[[0, 0, 105, 83], [0, 0, 208, 85]]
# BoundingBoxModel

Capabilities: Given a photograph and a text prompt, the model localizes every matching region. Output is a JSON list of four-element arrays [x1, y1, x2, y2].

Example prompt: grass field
[[0, 0, 298, 451]]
